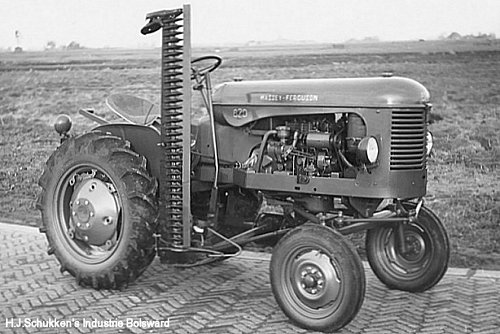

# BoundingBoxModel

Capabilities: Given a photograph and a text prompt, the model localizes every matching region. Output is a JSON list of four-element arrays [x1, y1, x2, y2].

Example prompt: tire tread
[[38, 131, 158, 289]]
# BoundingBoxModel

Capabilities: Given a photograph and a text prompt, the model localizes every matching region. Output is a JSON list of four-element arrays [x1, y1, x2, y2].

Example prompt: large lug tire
[[270, 224, 365, 332], [366, 202, 449, 292], [37, 132, 158, 289]]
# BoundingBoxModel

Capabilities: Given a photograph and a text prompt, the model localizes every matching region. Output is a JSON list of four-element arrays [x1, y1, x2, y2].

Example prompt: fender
[[93, 123, 162, 178]]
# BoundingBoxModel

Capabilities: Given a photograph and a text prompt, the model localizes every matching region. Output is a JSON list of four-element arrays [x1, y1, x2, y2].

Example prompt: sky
[[1, 0, 499, 50]]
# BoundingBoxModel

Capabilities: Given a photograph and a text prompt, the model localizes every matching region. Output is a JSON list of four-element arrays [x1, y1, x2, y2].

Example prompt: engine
[[244, 113, 373, 181]]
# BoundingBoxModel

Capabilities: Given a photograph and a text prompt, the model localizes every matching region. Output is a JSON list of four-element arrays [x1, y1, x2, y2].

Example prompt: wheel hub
[[70, 178, 120, 246], [300, 266, 325, 294], [303, 273, 317, 289], [292, 250, 341, 308], [402, 232, 426, 262], [73, 199, 94, 225]]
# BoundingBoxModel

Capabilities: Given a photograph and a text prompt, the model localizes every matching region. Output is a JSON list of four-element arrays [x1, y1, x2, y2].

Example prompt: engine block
[[246, 113, 369, 183]]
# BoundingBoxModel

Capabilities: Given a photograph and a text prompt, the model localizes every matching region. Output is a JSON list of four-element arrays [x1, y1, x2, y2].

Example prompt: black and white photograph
[[1, 0, 499, 333]]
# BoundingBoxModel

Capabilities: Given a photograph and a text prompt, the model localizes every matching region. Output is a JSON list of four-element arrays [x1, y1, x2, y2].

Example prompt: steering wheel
[[191, 55, 222, 80]]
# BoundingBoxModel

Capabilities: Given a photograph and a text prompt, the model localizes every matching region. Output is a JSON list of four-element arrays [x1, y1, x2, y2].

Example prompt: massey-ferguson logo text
[[258, 93, 319, 103]]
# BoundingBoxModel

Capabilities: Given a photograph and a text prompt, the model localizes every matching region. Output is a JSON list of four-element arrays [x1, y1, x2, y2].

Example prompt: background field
[[1, 40, 499, 269]]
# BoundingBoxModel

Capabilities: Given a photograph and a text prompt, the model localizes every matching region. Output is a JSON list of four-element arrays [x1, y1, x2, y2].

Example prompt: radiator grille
[[390, 109, 426, 170]]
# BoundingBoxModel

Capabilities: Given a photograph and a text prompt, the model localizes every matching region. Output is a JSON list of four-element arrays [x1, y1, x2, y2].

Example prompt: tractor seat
[[106, 94, 160, 126]]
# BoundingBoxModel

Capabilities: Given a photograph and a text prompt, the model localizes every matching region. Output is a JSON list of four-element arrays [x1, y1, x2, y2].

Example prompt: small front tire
[[270, 224, 365, 332], [366, 202, 449, 292]]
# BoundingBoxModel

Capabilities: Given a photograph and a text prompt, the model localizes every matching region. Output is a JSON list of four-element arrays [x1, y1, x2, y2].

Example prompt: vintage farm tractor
[[37, 5, 449, 332]]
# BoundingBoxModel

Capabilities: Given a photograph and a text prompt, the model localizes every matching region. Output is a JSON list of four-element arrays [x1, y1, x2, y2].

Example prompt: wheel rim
[[282, 247, 344, 319], [380, 224, 431, 279], [52, 163, 123, 264]]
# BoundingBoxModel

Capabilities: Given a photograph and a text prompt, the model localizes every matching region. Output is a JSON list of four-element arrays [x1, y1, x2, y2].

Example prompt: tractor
[[37, 5, 449, 332]]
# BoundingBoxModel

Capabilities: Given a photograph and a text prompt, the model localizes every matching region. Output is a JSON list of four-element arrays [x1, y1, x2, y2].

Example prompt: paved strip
[[0, 222, 498, 334]]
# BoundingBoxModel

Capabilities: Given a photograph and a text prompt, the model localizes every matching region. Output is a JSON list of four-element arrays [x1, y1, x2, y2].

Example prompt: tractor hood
[[212, 76, 430, 127]]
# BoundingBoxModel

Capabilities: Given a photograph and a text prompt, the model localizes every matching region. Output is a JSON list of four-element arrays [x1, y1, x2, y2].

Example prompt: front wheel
[[366, 202, 449, 292], [270, 224, 365, 332], [37, 132, 158, 289]]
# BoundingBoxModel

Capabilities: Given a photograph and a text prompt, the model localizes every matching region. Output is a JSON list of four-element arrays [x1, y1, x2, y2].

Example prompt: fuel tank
[[212, 76, 430, 127]]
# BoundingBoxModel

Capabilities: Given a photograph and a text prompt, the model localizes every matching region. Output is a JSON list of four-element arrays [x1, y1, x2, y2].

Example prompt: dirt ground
[[0, 40, 499, 269]]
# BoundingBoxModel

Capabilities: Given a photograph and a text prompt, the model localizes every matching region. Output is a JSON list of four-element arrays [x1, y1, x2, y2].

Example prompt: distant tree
[[66, 41, 83, 50], [447, 32, 462, 40], [46, 41, 56, 50]]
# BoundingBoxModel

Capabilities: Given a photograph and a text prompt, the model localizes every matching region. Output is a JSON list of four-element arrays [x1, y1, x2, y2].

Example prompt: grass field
[[1, 40, 499, 269]]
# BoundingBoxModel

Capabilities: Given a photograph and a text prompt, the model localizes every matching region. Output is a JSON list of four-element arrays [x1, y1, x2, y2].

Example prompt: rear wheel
[[38, 132, 158, 289], [270, 224, 365, 332], [366, 202, 449, 292]]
